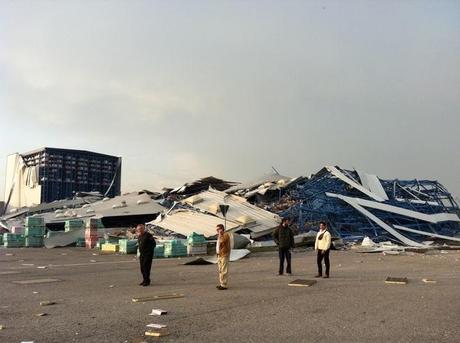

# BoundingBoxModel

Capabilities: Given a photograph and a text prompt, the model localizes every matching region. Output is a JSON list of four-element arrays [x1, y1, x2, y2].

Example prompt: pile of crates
[[3, 233, 25, 248], [11, 226, 24, 234], [65, 219, 85, 232], [25, 217, 45, 248], [119, 239, 138, 254], [136, 243, 164, 258], [186, 232, 208, 256], [163, 239, 187, 258], [85, 218, 104, 249], [154, 244, 164, 258]]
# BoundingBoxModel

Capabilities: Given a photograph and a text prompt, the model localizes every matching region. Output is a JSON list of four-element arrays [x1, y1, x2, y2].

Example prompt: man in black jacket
[[136, 224, 156, 286], [272, 218, 295, 275]]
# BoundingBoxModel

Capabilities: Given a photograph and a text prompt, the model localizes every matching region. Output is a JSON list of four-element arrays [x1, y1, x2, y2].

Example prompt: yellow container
[[101, 243, 119, 252]]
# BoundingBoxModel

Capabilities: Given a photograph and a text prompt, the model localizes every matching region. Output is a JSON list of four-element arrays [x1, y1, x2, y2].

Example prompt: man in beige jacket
[[216, 224, 231, 290], [315, 221, 332, 278]]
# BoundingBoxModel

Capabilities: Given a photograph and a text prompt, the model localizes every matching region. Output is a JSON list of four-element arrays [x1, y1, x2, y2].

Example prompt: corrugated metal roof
[[181, 189, 281, 238], [152, 209, 240, 237], [39, 192, 165, 224]]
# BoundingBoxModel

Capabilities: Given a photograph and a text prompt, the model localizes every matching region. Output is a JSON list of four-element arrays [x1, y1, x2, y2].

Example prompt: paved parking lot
[[0, 247, 459, 342]]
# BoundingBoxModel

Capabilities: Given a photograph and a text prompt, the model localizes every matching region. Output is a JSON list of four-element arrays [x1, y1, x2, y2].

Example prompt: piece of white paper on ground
[[146, 324, 167, 329], [149, 309, 167, 315]]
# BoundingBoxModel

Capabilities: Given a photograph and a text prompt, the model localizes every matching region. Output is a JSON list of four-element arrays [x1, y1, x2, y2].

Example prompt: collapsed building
[[2, 164, 460, 250], [280, 166, 460, 246]]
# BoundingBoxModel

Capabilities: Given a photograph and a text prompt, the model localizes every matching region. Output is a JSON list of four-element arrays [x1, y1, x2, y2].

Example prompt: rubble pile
[[279, 166, 460, 246], [1, 166, 459, 250]]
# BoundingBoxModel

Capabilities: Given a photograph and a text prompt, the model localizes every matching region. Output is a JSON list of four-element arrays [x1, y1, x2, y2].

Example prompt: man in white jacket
[[314, 221, 332, 278]]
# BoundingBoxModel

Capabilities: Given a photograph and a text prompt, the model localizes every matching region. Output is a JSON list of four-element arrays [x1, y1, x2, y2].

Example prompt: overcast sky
[[1, 0, 459, 200]]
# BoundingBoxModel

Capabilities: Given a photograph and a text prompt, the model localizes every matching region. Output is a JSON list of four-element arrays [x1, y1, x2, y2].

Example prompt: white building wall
[[4, 153, 41, 209]]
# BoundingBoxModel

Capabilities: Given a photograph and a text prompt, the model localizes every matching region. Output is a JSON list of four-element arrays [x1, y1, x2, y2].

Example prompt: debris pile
[[164, 176, 239, 198], [226, 171, 301, 206], [280, 166, 460, 246], [2, 166, 459, 251]]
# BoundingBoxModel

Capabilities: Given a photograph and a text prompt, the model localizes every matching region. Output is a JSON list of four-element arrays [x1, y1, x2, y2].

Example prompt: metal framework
[[281, 167, 460, 245]]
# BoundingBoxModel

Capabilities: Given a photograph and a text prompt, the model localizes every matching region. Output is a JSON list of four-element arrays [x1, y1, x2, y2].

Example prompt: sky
[[0, 0, 459, 200]]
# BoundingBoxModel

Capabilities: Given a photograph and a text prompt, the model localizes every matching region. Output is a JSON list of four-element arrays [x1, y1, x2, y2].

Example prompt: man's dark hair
[[281, 217, 290, 223], [216, 224, 224, 230], [319, 221, 327, 226]]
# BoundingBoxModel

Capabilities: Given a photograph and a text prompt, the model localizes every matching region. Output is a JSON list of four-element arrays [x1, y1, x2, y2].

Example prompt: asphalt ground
[[0, 247, 459, 343]]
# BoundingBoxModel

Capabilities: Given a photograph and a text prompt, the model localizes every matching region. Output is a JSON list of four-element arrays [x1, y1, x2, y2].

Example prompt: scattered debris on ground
[[288, 279, 317, 287], [39, 301, 56, 306], [385, 277, 408, 285], [132, 293, 184, 303], [148, 309, 167, 316]]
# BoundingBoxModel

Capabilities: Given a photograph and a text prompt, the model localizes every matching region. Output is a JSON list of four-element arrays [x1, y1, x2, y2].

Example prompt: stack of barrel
[[85, 218, 103, 249]]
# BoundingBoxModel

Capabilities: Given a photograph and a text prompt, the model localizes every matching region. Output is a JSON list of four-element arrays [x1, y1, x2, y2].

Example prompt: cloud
[[0, 1, 459, 199]]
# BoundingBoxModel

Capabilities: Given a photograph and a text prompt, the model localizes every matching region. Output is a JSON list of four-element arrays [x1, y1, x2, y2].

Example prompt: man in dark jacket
[[272, 218, 295, 275], [136, 224, 156, 286]]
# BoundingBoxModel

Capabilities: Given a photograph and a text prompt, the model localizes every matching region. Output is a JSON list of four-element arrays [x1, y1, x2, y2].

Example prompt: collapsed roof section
[[152, 208, 240, 238], [180, 188, 281, 238], [9, 192, 166, 229], [281, 166, 460, 246], [226, 171, 292, 195], [1, 193, 103, 220], [166, 176, 239, 197]]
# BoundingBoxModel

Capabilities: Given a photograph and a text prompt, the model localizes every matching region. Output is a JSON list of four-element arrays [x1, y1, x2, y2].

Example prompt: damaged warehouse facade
[[280, 166, 460, 246], [3, 147, 122, 210]]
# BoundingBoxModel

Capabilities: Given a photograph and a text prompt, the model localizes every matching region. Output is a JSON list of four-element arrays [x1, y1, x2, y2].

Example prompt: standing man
[[273, 218, 295, 276], [216, 224, 231, 290], [315, 221, 332, 278], [136, 224, 156, 286]]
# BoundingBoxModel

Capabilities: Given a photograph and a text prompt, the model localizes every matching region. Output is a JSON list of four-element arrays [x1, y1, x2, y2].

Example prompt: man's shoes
[[314, 274, 322, 278], [278, 273, 283, 276], [216, 285, 221, 289], [216, 285, 227, 290], [139, 281, 145, 286], [323, 275, 329, 279]]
